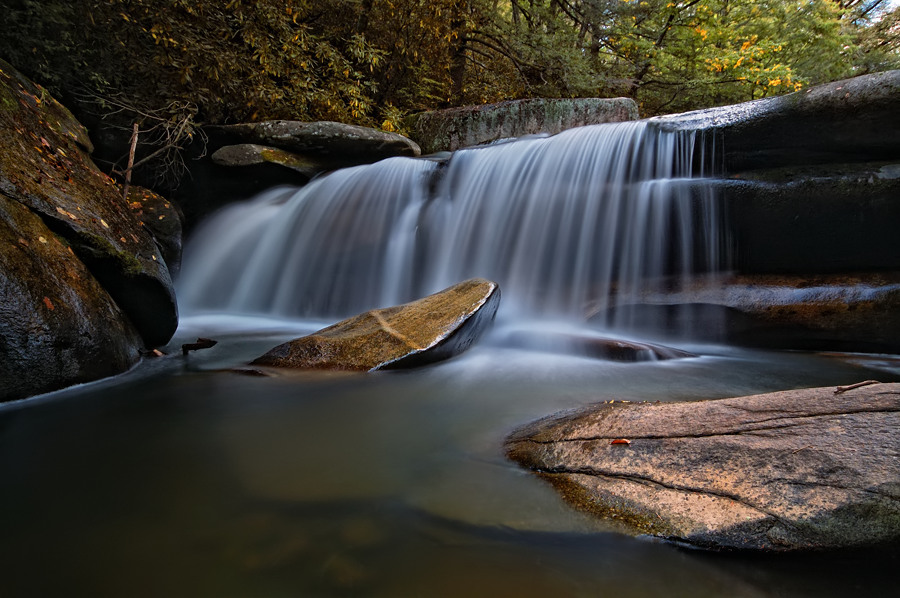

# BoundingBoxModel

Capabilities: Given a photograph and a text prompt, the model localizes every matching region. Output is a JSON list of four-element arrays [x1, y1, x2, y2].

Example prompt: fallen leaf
[[43, 296, 54, 311], [610, 439, 631, 445]]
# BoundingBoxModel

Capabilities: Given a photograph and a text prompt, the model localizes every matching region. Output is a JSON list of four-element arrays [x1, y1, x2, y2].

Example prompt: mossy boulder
[[506, 382, 900, 551], [251, 278, 500, 371], [177, 121, 421, 223], [210, 143, 327, 178], [0, 58, 180, 400]]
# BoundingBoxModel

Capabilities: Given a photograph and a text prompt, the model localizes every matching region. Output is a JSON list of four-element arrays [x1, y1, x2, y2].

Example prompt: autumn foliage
[[0, 0, 897, 131]]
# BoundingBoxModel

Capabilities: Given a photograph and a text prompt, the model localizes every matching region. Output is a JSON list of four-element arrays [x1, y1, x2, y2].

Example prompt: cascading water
[[178, 120, 727, 331]]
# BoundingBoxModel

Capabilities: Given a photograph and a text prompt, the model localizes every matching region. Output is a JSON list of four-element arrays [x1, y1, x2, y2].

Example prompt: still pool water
[[2, 317, 898, 597]]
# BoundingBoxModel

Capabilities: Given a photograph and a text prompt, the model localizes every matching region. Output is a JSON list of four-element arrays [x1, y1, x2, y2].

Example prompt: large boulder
[[407, 97, 639, 154], [506, 382, 900, 551], [0, 58, 180, 400], [251, 278, 500, 371]]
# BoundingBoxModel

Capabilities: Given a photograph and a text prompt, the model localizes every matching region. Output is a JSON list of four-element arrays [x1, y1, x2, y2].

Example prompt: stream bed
[[1, 316, 898, 597]]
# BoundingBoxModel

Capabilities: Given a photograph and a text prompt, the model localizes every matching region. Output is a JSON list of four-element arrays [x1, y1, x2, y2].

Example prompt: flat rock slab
[[251, 278, 500, 371], [506, 383, 900, 551]]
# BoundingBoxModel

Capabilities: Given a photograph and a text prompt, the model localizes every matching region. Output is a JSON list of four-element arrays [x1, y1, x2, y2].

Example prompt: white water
[[179, 121, 726, 328]]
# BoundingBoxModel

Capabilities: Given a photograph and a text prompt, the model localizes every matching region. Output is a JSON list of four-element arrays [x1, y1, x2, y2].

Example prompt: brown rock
[[251, 279, 500, 371], [506, 383, 900, 551]]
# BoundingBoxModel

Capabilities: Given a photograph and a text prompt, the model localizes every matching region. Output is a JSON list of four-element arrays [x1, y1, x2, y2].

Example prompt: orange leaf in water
[[610, 438, 631, 445]]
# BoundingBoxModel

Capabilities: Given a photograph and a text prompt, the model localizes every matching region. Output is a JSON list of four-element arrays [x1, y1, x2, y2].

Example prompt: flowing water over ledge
[[177, 121, 726, 323], [2, 122, 899, 595]]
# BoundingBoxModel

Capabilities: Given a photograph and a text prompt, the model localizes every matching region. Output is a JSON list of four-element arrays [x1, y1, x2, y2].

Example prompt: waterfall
[[178, 121, 727, 328]]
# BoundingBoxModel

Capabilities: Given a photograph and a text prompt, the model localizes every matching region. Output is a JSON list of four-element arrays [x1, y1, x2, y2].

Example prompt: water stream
[[1, 122, 898, 596]]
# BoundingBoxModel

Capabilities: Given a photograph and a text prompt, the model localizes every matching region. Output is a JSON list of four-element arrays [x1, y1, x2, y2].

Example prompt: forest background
[[1, 1, 898, 145]]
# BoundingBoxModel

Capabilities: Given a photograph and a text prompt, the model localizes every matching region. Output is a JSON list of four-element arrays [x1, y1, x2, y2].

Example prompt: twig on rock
[[834, 380, 880, 394]]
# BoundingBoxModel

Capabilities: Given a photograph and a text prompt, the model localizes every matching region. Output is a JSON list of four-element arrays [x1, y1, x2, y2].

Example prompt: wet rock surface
[[653, 70, 900, 173], [206, 120, 421, 163], [720, 173, 900, 275], [251, 278, 500, 371], [408, 97, 639, 153], [126, 185, 184, 274], [506, 382, 900, 552]]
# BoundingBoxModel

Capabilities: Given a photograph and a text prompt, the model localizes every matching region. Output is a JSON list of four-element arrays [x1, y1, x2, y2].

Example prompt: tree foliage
[[0, 0, 897, 129]]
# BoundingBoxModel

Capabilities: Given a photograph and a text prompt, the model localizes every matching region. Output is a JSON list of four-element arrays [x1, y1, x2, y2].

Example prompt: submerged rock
[[251, 278, 500, 371], [408, 97, 639, 153], [506, 382, 900, 551], [496, 329, 695, 362]]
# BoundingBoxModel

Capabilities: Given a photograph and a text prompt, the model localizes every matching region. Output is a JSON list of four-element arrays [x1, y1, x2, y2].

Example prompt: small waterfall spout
[[179, 121, 727, 327]]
